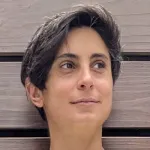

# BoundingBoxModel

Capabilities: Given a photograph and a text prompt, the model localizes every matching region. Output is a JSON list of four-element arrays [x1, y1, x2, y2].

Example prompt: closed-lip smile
[[70, 98, 100, 104]]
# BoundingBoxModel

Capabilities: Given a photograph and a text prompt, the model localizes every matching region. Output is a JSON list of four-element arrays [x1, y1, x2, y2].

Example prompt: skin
[[26, 27, 113, 150]]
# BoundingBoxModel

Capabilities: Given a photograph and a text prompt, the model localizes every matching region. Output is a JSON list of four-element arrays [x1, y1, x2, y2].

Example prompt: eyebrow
[[56, 53, 79, 60], [91, 53, 108, 60], [56, 53, 108, 60]]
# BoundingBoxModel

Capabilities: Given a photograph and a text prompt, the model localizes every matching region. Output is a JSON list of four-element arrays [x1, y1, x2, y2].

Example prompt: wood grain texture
[[0, 61, 150, 128], [0, 0, 150, 54], [0, 137, 150, 150], [102, 137, 150, 149]]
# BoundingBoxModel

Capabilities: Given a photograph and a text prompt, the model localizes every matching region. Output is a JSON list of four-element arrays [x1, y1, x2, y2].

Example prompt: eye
[[93, 61, 105, 69], [60, 62, 75, 69]]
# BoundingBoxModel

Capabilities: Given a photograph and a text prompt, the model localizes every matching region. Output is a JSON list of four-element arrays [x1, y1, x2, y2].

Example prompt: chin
[[72, 112, 104, 124]]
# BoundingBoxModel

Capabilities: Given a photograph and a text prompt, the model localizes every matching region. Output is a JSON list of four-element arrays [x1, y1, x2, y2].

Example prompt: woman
[[21, 4, 121, 150]]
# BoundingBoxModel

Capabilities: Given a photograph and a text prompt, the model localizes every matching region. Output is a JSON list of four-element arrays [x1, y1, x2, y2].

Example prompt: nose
[[77, 68, 94, 91]]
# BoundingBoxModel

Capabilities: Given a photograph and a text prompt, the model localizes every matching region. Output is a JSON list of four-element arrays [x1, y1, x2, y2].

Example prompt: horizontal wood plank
[[0, 137, 150, 150], [0, 61, 150, 128], [0, 0, 150, 54]]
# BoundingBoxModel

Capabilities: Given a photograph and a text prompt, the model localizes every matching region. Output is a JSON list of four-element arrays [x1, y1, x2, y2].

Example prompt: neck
[[48, 123, 104, 150]]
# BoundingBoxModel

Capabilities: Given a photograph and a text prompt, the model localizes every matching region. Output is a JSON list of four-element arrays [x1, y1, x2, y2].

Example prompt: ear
[[25, 77, 44, 108]]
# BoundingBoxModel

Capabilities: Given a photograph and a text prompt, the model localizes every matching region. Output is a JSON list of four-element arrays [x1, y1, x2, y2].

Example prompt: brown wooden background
[[0, 0, 150, 149]]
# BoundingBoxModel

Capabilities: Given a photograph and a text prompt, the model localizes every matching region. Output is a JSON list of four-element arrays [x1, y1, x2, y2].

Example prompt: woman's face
[[42, 27, 113, 127]]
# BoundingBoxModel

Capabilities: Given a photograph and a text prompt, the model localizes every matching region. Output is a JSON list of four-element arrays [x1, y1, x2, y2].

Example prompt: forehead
[[57, 27, 110, 58]]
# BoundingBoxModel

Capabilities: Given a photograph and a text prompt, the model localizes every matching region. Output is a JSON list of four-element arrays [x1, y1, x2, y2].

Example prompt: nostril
[[81, 85, 85, 88], [77, 81, 94, 90], [90, 85, 93, 88]]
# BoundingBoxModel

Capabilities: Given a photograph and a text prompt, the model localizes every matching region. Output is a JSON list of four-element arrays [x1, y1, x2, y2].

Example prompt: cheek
[[44, 78, 75, 116], [96, 77, 113, 107], [52, 78, 75, 97], [95, 78, 113, 122], [96, 75, 113, 94]]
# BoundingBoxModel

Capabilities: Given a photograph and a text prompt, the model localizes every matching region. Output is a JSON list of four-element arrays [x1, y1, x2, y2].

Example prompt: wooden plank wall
[[0, 0, 150, 149]]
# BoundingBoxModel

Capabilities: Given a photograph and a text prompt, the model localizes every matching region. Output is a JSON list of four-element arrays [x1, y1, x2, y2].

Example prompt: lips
[[70, 98, 100, 104]]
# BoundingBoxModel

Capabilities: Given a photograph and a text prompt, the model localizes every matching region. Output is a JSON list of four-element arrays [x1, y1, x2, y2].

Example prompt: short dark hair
[[21, 4, 122, 121]]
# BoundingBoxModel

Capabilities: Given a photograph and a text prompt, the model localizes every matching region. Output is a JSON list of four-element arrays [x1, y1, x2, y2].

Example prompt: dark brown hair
[[21, 4, 122, 121]]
